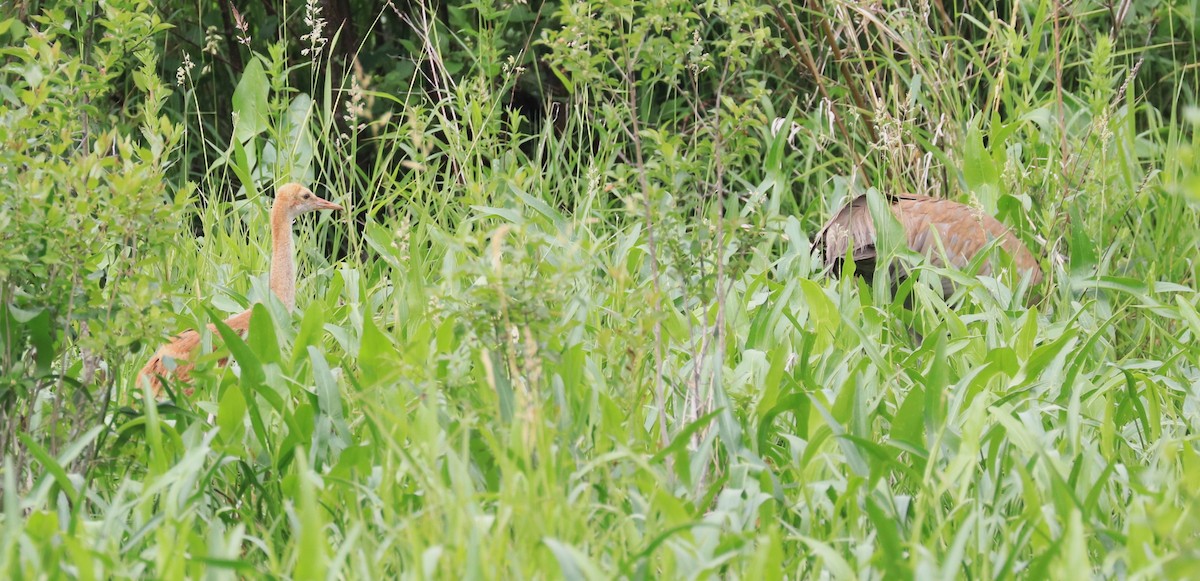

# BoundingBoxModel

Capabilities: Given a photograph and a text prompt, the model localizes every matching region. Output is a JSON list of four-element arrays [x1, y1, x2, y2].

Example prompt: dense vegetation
[[3, 0, 1200, 577]]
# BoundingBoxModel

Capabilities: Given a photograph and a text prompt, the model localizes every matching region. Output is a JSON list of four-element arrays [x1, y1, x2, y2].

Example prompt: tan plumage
[[137, 183, 342, 398], [813, 193, 1043, 297]]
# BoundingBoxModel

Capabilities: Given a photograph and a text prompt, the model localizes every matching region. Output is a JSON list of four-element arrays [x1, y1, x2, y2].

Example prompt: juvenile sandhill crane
[[813, 193, 1043, 298], [137, 183, 342, 398]]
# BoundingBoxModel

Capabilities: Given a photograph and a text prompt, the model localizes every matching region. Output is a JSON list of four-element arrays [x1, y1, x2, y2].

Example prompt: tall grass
[[3, 0, 1200, 577]]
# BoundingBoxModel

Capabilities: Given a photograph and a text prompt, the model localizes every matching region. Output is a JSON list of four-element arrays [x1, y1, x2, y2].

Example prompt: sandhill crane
[[813, 193, 1043, 298], [137, 183, 342, 398]]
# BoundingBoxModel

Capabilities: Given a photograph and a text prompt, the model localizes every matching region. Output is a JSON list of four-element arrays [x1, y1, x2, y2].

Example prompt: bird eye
[[303, 193, 311, 199]]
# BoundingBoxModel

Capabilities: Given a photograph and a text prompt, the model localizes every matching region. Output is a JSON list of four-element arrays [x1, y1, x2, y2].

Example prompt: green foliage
[[3, 0, 1200, 578], [0, 0, 183, 474]]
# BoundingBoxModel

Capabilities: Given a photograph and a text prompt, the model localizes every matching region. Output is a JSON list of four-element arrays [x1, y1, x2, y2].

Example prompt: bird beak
[[315, 196, 343, 212]]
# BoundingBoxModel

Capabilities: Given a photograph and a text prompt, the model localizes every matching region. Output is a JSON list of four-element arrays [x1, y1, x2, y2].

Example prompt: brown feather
[[135, 310, 251, 396], [814, 194, 881, 267], [814, 193, 1043, 296]]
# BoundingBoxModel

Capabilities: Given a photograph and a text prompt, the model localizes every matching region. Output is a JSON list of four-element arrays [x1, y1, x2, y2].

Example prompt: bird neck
[[268, 204, 296, 310]]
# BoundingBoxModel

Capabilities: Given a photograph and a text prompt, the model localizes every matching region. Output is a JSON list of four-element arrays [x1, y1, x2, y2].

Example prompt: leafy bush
[[0, 1, 183, 476]]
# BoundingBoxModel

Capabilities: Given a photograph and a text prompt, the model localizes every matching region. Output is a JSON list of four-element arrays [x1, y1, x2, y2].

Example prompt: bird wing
[[813, 194, 882, 271], [137, 308, 254, 397], [895, 196, 981, 269], [894, 195, 1043, 284]]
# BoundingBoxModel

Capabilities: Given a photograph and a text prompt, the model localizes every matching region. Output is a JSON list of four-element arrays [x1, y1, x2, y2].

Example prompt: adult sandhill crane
[[813, 193, 1043, 298], [137, 183, 342, 398]]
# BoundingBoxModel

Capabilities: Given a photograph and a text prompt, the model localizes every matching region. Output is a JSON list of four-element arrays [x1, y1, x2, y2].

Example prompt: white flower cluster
[[176, 52, 194, 87], [301, 0, 328, 57]]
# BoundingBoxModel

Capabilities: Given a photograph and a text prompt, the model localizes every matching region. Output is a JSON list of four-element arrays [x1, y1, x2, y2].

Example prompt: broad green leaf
[[924, 334, 948, 444], [284, 93, 315, 176], [363, 218, 404, 269], [291, 302, 326, 370], [209, 308, 263, 389], [865, 495, 909, 579], [358, 312, 399, 386], [247, 303, 280, 365], [216, 382, 248, 450], [27, 307, 54, 373], [866, 188, 906, 270], [798, 279, 837, 348], [293, 454, 329, 581], [890, 384, 926, 451], [962, 120, 1000, 208], [309, 346, 350, 454], [231, 57, 269, 143]]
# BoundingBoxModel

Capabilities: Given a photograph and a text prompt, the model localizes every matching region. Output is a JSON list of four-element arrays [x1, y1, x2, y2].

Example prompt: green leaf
[[248, 303, 280, 366], [650, 407, 723, 464], [18, 433, 78, 505], [293, 454, 329, 581], [216, 382, 248, 450], [1175, 294, 1200, 340], [309, 346, 350, 456], [865, 495, 910, 579], [6, 303, 43, 323], [284, 93, 315, 176], [510, 180, 566, 231], [232, 57, 269, 143], [962, 120, 1000, 206], [484, 348, 514, 423], [229, 138, 257, 195], [471, 205, 523, 224], [866, 188, 906, 273], [358, 313, 399, 386], [209, 308, 263, 388], [26, 307, 54, 373], [798, 279, 837, 348], [890, 384, 925, 452], [363, 218, 404, 270], [292, 301, 326, 370], [924, 334, 948, 445], [544, 538, 605, 581]]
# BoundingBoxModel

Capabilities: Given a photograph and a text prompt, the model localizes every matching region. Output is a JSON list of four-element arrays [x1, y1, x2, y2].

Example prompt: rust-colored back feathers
[[814, 193, 1042, 296]]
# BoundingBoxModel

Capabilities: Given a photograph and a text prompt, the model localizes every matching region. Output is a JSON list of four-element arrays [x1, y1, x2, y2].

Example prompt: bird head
[[275, 183, 343, 218]]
